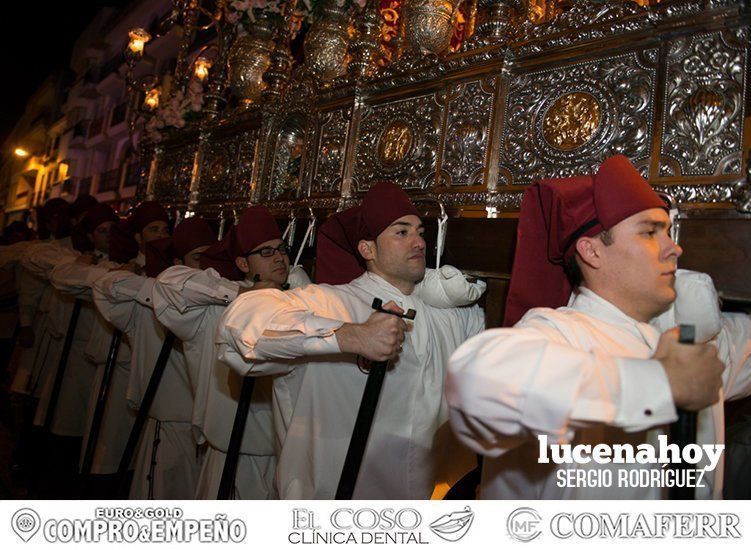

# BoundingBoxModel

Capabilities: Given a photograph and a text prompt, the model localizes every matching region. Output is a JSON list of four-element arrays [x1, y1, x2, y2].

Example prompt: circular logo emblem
[[542, 92, 601, 151], [507, 507, 542, 542], [11, 508, 40, 542]]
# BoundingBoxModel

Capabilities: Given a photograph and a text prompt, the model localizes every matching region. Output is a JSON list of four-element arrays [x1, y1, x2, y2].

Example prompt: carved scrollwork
[[660, 29, 746, 176], [652, 183, 736, 204], [151, 143, 195, 203], [500, 51, 657, 184], [353, 93, 443, 192], [196, 129, 259, 205], [311, 106, 352, 195], [440, 78, 496, 187], [513, 0, 651, 56]]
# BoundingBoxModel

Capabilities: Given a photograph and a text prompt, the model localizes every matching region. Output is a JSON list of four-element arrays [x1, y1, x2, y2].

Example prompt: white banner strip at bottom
[[2, 500, 749, 550]]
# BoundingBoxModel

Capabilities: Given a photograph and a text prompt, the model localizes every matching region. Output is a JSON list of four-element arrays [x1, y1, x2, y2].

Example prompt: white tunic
[[216, 271, 485, 499], [152, 265, 284, 499], [22, 242, 99, 437], [10, 238, 73, 396], [54, 258, 135, 473], [93, 270, 199, 499], [446, 286, 751, 499]]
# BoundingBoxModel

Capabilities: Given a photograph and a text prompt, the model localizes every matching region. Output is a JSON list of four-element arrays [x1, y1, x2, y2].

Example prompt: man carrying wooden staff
[[446, 155, 751, 499], [216, 183, 486, 499]]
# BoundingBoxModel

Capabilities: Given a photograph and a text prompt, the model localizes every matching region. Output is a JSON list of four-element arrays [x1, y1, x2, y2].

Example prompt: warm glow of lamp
[[144, 87, 160, 110], [194, 57, 212, 81], [127, 27, 151, 57], [58, 162, 69, 179], [14, 148, 29, 158]]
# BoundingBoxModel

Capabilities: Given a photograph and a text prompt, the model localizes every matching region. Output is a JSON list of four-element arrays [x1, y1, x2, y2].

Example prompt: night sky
[[0, 0, 132, 149]]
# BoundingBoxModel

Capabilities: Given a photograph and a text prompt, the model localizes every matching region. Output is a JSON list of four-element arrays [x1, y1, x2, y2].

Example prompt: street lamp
[[193, 56, 212, 81], [14, 148, 29, 158], [143, 87, 161, 110], [127, 27, 151, 58]]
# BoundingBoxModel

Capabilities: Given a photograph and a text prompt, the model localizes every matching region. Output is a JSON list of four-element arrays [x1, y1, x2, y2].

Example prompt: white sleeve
[[414, 265, 487, 308], [287, 265, 312, 289], [20, 242, 77, 280], [216, 287, 344, 377], [93, 270, 152, 333], [445, 320, 678, 458], [0, 241, 28, 268], [715, 312, 751, 401], [650, 269, 751, 402], [152, 265, 240, 342], [50, 261, 111, 300]]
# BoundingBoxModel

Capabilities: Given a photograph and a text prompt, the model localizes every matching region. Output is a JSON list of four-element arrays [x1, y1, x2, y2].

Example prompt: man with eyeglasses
[[152, 206, 310, 498], [216, 183, 486, 499]]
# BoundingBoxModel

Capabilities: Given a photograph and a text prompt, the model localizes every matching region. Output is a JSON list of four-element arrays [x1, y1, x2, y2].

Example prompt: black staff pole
[[80, 329, 122, 474], [669, 324, 697, 500], [117, 331, 176, 485], [43, 299, 83, 432], [217, 376, 256, 499], [335, 298, 416, 500]]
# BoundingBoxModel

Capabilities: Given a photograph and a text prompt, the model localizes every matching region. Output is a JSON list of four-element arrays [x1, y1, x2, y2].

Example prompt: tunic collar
[[353, 271, 417, 307], [568, 287, 661, 349]]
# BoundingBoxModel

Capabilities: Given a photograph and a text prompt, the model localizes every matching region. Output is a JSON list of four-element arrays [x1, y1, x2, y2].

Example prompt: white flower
[[231, 0, 251, 11]]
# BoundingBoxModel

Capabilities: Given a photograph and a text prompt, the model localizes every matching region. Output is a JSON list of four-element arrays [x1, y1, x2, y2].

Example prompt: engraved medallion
[[377, 121, 413, 166], [542, 92, 602, 151]]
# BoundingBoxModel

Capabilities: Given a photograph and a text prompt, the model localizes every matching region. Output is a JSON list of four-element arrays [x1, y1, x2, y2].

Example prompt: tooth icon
[[12, 508, 40, 542], [429, 506, 475, 542]]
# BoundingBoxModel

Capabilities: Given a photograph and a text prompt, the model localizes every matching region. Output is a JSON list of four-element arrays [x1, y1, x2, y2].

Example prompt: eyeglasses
[[247, 243, 291, 258]]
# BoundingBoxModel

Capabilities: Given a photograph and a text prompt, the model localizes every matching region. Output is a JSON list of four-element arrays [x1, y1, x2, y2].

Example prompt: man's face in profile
[[90, 221, 113, 254], [369, 215, 427, 286], [593, 208, 682, 321]]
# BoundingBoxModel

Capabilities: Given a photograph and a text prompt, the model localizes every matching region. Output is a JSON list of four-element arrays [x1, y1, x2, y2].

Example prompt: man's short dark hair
[[565, 229, 614, 288]]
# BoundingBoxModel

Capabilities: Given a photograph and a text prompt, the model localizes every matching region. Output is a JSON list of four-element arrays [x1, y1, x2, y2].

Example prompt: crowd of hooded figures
[[1, 155, 750, 500]]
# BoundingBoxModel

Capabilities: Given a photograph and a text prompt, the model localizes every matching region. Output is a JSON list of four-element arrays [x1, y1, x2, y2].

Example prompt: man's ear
[[235, 256, 250, 274], [134, 232, 142, 245], [357, 240, 376, 262], [575, 236, 602, 270]]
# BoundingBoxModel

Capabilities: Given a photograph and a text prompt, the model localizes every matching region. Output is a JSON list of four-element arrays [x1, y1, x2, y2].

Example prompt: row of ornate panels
[[147, 25, 749, 212]]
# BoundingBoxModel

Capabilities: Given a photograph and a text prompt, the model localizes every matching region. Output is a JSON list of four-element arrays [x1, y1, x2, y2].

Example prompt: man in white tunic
[[92, 217, 215, 499], [446, 155, 751, 499], [11, 198, 76, 399], [154, 206, 311, 499], [48, 202, 166, 491], [38, 204, 119, 437], [216, 183, 485, 499]]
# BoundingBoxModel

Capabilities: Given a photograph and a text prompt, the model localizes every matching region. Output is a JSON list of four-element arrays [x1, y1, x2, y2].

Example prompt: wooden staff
[[335, 298, 416, 500], [117, 331, 176, 484], [80, 329, 122, 474], [217, 376, 256, 499], [669, 324, 697, 500], [43, 299, 83, 432]]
